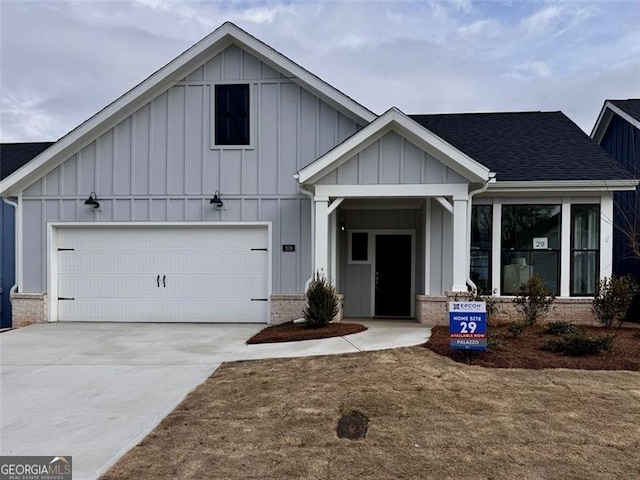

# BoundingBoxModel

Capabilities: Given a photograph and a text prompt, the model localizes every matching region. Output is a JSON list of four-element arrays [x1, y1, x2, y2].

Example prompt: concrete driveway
[[0, 322, 263, 480], [0, 320, 430, 479]]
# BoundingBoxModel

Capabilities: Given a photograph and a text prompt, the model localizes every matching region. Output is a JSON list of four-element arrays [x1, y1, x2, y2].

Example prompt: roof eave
[[0, 22, 376, 196], [487, 179, 638, 193], [298, 108, 490, 185]]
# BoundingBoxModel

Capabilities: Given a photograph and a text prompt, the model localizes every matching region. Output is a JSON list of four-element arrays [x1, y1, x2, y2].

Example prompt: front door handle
[[156, 275, 160, 288], [162, 275, 166, 288]]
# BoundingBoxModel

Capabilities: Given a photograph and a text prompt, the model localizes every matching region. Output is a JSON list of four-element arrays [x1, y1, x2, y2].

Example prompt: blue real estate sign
[[449, 301, 487, 350]]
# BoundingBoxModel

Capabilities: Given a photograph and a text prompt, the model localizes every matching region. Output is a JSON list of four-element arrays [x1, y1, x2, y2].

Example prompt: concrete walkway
[[0, 320, 429, 479]]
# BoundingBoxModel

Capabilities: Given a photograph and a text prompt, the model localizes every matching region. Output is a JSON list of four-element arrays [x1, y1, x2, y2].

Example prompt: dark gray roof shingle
[[409, 111, 632, 182], [608, 99, 640, 122], [0, 142, 54, 180]]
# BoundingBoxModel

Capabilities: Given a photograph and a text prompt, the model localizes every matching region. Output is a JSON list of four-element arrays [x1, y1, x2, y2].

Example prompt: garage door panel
[[56, 226, 269, 323], [59, 299, 266, 322]]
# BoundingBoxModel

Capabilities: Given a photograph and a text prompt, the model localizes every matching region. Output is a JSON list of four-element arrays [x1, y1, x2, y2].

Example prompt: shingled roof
[[0, 142, 54, 180], [410, 111, 632, 182], [609, 99, 640, 122]]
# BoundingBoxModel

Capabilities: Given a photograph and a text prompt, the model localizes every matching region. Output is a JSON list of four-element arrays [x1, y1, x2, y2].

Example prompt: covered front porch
[[296, 108, 492, 322]]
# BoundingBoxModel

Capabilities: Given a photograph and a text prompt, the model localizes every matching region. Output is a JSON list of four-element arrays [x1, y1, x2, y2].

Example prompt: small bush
[[592, 276, 639, 328], [514, 275, 555, 326], [470, 290, 501, 324], [507, 321, 525, 338], [541, 321, 577, 336], [486, 331, 506, 351], [303, 271, 339, 328], [541, 329, 614, 356]]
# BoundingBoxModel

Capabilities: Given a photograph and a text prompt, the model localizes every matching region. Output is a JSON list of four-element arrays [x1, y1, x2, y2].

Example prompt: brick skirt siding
[[415, 294, 597, 326], [270, 294, 344, 325], [11, 292, 47, 328]]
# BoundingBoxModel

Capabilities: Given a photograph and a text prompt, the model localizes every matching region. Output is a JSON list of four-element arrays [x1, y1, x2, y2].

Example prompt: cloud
[[506, 61, 553, 80], [0, 0, 637, 141]]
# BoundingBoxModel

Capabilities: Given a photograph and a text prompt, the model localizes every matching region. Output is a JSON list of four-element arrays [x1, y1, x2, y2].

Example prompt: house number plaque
[[282, 244, 295, 252]]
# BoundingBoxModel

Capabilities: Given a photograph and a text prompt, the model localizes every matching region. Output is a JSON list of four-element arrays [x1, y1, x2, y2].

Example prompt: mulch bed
[[247, 321, 367, 344], [425, 323, 640, 370]]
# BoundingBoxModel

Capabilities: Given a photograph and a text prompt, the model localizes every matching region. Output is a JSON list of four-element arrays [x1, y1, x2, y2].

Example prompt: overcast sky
[[1, 0, 638, 143]]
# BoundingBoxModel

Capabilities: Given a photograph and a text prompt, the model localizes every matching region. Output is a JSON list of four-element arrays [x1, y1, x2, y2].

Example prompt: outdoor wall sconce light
[[84, 192, 100, 209], [339, 222, 346, 233], [210, 190, 224, 208]]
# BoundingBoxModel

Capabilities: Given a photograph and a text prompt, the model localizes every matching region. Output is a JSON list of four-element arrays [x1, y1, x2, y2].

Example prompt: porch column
[[314, 196, 329, 275], [451, 198, 468, 291], [600, 194, 614, 279]]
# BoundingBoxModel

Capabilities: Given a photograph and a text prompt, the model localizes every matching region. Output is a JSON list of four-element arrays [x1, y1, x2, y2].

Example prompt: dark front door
[[375, 235, 412, 317]]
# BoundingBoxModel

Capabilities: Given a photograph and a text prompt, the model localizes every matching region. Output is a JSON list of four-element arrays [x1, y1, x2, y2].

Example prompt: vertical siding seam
[[400, 138, 405, 183], [94, 138, 100, 200], [296, 85, 301, 171], [76, 150, 82, 195], [315, 98, 320, 158], [202, 85, 207, 195], [378, 136, 382, 183], [183, 86, 188, 195], [148, 101, 154, 195], [277, 198, 282, 292], [130, 115, 135, 195], [221, 49, 226, 80], [166, 92, 171, 195], [277, 83, 282, 194], [256, 83, 261, 194], [112, 128, 117, 195]]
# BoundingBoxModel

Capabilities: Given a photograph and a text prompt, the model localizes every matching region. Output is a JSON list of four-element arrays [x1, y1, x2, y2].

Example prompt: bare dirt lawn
[[247, 321, 367, 344], [101, 347, 640, 480], [427, 324, 640, 370]]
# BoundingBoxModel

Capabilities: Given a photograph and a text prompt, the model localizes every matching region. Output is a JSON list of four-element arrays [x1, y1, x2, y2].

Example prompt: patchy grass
[[426, 324, 640, 370], [101, 348, 640, 480], [247, 321, 367, 344]]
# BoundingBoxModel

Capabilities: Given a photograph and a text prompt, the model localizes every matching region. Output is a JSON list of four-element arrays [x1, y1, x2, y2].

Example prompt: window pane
[[215, 84, 250, 145], [572, 205, 599, 249], [502, 251, 534, 294], [501, 205, 560, 295], [352, 232, 368, 261], [471, 205, 492, 293], [571, 205, 600, 296], [572, 251, 598, 295]]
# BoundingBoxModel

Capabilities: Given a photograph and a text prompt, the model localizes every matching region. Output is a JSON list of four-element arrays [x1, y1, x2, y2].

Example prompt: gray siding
[[20, 44, 361, 293], [338, 208, 421, 317], [317, 131, 467, 185], [429, 201, 453, 295]]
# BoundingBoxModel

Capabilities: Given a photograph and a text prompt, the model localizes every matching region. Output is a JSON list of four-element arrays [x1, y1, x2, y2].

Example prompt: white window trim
[[210, 82, 256, 150]]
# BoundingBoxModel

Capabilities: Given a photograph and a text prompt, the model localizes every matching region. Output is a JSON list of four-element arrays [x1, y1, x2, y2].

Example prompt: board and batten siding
[[316, 131, 468, 185], [20, 44, 362, 294]]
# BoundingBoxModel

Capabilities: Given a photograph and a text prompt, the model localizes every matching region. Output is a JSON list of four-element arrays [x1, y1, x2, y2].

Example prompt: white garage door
[[55, 225, 269, 323]]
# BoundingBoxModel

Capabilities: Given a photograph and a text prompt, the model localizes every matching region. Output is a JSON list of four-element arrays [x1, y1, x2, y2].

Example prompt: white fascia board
[[298, 108, 490, 185], [487, 179, 638, 194], [591, 101, 640, 143], [232, 29, 376, 125], [0, 22, 375, 196], [314, 183, 469, 200]]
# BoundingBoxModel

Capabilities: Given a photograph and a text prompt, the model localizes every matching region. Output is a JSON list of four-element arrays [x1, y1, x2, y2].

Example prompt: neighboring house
[[0, 22, 636, 328], [0, 142, 54, 327], [591, 99, 640, 280]]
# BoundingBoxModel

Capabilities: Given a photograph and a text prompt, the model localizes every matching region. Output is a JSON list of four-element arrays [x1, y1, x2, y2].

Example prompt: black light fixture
[[210, 190, 224, 208], [84, 192, 100, 209], [339, 222, 346, 233]]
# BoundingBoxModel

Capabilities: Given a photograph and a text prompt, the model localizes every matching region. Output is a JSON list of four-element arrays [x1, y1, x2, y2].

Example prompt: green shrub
[[541, 329, 613, 356], [507, 321, 525, 338], [541, 321, 577, 336], [514, 275, 555, 326], [303, 271, 339, 328], [592, 275, 639, 328], [470, 289, 501, 324], [487, 331, 506, 351]]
